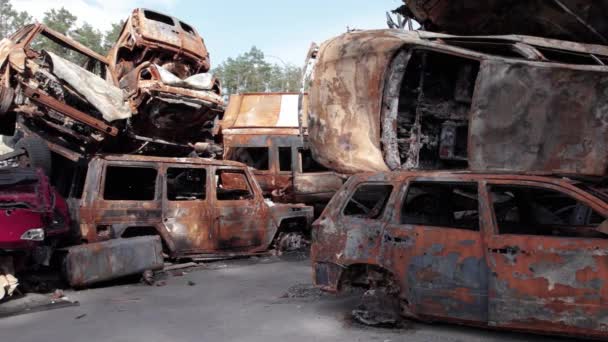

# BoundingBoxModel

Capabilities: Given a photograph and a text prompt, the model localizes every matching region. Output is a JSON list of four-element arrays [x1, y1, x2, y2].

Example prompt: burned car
[[0, 167, 70, 299], [221, 92, 344, 209], [307, 29, 608, 176], [397, 0, 608, 46], [312, 171, 608, 339], [108, 9, 224, 144], [0, 9, 224, 163], [56, 154, 313, 264]]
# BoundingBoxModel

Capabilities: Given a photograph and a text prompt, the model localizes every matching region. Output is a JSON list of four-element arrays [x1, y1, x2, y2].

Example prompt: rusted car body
[[397, 0, 608, 45], [0, 9, 223, 159], [108, 9, 224, 144], [0, 23, 124, 154], [312, 171, 608, 338], [221, 93, 344, 206], [307, 29, 608, 176], [61, 154, 313, 258]]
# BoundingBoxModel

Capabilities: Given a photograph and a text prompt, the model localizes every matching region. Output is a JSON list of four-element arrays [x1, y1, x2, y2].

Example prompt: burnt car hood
[[398, 0, 608, 45]]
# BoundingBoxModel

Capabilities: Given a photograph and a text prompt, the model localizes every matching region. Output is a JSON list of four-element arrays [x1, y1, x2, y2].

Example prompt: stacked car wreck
[[309, 0, 608, 339], [0, 8, 313, 299]]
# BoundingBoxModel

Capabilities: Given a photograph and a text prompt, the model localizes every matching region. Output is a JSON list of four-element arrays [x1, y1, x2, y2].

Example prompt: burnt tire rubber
[[352, 288, 402, 327], [15, 136, 52, 176]]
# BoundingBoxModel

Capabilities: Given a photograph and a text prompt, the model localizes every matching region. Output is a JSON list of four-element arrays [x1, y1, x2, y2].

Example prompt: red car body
[[0, 168, 70, 260]]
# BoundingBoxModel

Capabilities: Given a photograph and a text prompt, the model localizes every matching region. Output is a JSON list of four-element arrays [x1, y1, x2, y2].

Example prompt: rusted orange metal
[[220, 93, 343, 206], [72, 154, 313, 258], [308, 29, 608, 177], [312, 170, 608, 339]]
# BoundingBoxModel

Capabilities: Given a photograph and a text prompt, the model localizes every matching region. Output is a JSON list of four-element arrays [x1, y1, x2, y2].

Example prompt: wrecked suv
[[66, 154, 313, 258], [312, 171, 608, 339]]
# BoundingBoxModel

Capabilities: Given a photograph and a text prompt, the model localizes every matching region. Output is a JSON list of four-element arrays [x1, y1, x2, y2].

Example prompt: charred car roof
[[397, 0, 608, 46], [96, 154, 250, 168]]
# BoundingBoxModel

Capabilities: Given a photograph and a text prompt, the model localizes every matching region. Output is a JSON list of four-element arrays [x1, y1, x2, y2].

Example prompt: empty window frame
[[180, 21, 195, 35], [167, 168, 206, 201], [103, 166, 157, 200], [216, 169, 253, 201], [70, 164, 89, 199], [489, 185, 605, 238], [29, 31, 107, 76], [343, 184, 393, 219], [144, 10, 174, 26], [227, 147, 269, 171], [401, 182, 479, 231], [279, 147, 292, 172], [300, 149, 328, 173]]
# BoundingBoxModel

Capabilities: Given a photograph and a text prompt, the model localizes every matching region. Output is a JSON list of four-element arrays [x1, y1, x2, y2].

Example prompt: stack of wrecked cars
[[308, 0, 608, 339], [0, 8, 313, 300], [0, 8, 224, 163], [221, 92, 344, 212]]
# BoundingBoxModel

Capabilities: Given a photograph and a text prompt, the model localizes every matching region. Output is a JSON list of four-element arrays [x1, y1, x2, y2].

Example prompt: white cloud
[[12, 0, 179, 32]]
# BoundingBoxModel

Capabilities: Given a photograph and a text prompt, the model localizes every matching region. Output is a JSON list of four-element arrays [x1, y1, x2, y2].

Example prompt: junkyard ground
[[0, 255, 584, 342]]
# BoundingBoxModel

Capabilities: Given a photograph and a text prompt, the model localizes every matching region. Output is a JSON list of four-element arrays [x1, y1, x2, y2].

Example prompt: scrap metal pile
[[1, 1, 608, 340], [0, 8, 313, 306], [0, 9, 224, 160]]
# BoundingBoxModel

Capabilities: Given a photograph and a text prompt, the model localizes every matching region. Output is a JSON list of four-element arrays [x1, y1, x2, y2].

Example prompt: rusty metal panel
[[312, 171, 608, 338], [469, 60, 608, 176], [400, 0, 608, 45], [221, 93, 307, 129], [64, 236, 164, 287], [308, 31, 406, 174], [136, 9, 209, 68]]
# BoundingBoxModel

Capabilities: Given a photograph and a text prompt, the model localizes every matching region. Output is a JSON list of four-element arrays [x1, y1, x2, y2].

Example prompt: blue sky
[[172, 0, 403, 66], [16, 0, 403, 67]]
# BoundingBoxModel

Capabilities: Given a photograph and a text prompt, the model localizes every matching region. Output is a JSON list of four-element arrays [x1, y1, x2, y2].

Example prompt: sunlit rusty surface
[[221, 93, 344, 205], [222, 93, 308, 129], [308, 29, 608, 177], [312, 171, 608, 339]]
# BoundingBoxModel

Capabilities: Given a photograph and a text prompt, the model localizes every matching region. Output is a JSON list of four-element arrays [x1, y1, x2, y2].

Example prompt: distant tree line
[[213, 46, 303, 95], [0, 0, 122, 55]]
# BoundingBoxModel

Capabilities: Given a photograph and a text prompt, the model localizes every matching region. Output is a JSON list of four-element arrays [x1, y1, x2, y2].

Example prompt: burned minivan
[[307, 29, 608, 176], [312, 171, 608, 339]]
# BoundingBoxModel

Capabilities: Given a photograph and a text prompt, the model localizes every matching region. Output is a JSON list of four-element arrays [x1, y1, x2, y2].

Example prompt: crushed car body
[[221, 92, 344, 207], [0, 9, 224, 159], [307, 29, 608, 176], [108, 9, 224, 144], [312, 170, 608, 339]]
